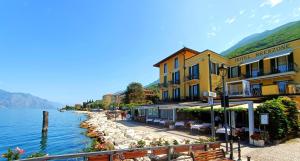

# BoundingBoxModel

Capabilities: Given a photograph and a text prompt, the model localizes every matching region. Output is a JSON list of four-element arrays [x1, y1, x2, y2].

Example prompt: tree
[[125, 82, 145, 104]]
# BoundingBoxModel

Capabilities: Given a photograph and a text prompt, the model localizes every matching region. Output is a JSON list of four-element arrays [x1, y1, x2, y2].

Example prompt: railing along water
[[19, 142, 222, 161]]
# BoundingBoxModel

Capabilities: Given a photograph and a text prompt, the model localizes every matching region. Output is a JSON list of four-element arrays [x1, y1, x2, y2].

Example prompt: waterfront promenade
[[83, 111, 300, 161]]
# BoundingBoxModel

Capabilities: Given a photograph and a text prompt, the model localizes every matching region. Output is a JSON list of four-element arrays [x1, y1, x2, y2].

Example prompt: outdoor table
[[146, 118, 153, 123], [153, 119, 161, 124], [191, 123, 211, 130], [175, 121, 185, 127], [216, 127, 231, 135], [159, 120, 166, 125]]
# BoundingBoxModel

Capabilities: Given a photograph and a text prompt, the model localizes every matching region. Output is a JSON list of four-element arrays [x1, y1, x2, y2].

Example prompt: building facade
[[154, 39, 300, 102]]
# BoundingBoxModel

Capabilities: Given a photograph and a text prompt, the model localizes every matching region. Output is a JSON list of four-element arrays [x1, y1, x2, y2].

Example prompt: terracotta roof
[[153, 47, 201, 67]]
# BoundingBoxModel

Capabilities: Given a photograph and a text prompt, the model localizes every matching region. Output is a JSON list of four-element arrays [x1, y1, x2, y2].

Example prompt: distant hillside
[[144, 80, 159, 90], [222, 20, 300, 58], [0, 89, 61, 109]]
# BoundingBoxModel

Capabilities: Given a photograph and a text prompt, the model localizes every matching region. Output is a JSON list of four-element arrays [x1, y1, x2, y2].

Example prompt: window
[[148, 108, 158, 117], [251, 84, 262, 96], [163, 75, 167, 85], [230, 66, 240, 78], [189, 84, 199, 98], [189, 64, 199, 79], [277, 56, 288, 72], [164, 63, 168, 74], [162, 91, 168, 100], [193, 84, 199, 97], [251, 62, 259, 77], [173, 88, 180, 99], [210, 62, 219, 75], [278, 81, 288, 94], [174, 58, 179, 69], [172, 71, 180, 84]]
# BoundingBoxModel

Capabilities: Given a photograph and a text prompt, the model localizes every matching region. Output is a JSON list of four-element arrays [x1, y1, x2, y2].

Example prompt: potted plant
[[251, 133, 265, 147], [2, 147, 25, 161]]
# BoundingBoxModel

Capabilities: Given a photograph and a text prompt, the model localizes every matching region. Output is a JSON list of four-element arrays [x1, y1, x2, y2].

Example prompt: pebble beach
[[80, 112, 186, 149]]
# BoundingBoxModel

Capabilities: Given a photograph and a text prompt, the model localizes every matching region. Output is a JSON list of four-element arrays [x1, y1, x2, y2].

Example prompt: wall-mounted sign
[[234, 43, 290, 63], [260, 113, 269, 125]]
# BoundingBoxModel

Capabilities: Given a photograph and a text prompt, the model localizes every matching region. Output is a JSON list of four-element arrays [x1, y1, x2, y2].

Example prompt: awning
[[240, 56, 264, 66], [264, 48, 292, 60]]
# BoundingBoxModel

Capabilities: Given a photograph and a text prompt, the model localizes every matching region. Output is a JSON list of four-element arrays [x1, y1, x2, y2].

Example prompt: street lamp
[[218, 64, 229, 152]]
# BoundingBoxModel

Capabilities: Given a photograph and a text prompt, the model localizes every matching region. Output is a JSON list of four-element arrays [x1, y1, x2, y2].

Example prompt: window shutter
[[259, 60, 264, 75], [217, 64, 220, 75], [197, 84, 200, 97], [270, 59, 276, 73], [189, 66, 192, 77], [172, 73, 174, 82], [227, 67, 231, 78], [246, 64, 250, 77], [288, 52, 294, 70], [178, 71, 180, 83], [238, 66, 241, 77], [189, 86, 192, 98]]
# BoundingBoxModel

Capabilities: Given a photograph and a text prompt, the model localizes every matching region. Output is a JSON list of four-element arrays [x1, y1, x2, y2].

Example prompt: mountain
[[144, 79, 159, 90], [222, 20, 300, 58], [0, 89, 61, 109]]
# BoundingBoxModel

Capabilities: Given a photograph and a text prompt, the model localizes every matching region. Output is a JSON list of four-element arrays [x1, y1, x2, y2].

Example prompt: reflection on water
[[40, 132, 48, 152]]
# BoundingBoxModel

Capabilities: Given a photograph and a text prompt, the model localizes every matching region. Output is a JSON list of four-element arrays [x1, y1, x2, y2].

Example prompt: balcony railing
[[243, 63, 297, 79], [169, 80, 180, 85], [186, 75, 199, 81], [271, 63, 297, 74]]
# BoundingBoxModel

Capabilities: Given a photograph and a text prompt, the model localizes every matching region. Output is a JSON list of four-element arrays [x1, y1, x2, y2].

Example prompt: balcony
[[185, 75, 199, 84], [242, 63, 297, 80], [169, 80, 180, 86], [270, 63, 297, 74]]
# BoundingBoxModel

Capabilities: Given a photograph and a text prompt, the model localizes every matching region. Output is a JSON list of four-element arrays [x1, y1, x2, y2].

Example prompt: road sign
[[208, 97, 214, 105]]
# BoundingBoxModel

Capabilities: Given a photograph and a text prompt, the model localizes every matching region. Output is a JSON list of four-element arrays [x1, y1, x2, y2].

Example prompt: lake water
[[0, 108, 91, 160]]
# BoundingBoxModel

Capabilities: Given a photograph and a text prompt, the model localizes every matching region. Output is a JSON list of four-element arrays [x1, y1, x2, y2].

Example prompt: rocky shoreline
[[80, 111, 186, 150]]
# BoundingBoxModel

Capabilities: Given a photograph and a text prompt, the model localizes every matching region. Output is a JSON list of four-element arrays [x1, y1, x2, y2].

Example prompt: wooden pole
[[42, 111, 49, 132]]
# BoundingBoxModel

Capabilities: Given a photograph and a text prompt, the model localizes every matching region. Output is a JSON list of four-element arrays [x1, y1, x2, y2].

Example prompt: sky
[[0, 0, 300, 104]]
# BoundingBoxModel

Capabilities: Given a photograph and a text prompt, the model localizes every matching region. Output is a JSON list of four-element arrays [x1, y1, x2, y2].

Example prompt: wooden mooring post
[[42, 111, 49, 132]]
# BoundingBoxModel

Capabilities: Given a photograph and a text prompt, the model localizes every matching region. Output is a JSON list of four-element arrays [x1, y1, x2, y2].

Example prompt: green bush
[[278, 97, 300, 133], [256, 96, 299, 140]]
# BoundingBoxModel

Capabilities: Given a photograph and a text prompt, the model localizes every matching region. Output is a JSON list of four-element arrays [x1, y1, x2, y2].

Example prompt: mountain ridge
[[222, 20, 300, 58], [0, 89, 62, 109]]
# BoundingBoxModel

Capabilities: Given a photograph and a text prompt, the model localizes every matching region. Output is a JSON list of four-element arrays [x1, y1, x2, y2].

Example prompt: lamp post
[[208, 54, 215, 139], [218, 63, 228, 152]]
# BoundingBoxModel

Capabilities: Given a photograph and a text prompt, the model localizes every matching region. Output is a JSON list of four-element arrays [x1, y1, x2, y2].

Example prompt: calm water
[[0, 108, 91, 160]]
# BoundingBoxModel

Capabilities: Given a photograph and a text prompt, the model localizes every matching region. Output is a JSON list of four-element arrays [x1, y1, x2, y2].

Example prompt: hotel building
[[154, 39, 300, 102]]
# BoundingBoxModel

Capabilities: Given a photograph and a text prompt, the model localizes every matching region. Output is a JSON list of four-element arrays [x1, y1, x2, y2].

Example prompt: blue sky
[[0, 0, 300, 104]]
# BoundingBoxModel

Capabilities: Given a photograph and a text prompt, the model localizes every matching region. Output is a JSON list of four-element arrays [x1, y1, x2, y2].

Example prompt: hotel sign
[[234, 43, 290, 63]]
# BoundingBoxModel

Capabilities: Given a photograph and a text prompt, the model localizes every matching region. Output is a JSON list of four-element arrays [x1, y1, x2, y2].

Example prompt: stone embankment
[[80, 112, 185, 149]]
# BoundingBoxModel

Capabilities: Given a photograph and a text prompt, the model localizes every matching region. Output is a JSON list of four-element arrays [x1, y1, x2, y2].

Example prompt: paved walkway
[[116, 120, 204, 141], [116, 120, 300, 161], [241, 138, 300, 161]]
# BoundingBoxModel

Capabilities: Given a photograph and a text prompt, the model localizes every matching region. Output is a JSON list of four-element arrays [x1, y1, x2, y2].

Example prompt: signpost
[[260, 113, 269, 142], [260, 113, 269, 125]]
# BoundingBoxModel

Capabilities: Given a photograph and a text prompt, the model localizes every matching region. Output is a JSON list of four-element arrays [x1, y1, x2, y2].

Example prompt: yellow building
[[154, 39, 300, 102]]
